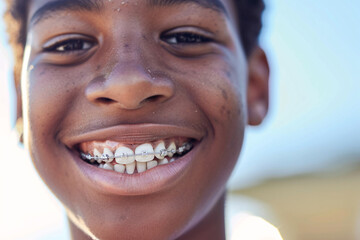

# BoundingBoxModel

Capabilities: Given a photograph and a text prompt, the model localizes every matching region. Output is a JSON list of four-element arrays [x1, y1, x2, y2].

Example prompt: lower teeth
[[96, 157, 176, 174]]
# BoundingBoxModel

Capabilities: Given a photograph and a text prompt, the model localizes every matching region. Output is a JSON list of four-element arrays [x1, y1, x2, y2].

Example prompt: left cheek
[[195, 59, 247, 133], [185, 58, 248, 182]]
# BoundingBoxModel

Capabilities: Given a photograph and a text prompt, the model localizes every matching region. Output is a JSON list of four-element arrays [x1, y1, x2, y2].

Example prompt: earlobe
[[15, 117, 23, 143], [247, 46, 270, 126], [15, 81, 23, 143]]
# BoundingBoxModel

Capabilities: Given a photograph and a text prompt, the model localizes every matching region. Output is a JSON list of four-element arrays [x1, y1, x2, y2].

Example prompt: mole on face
[[226, 109, 231, 117], [221, 89, 228, 100], [220, 105, 226, 114], [219, 105, 233, 120]]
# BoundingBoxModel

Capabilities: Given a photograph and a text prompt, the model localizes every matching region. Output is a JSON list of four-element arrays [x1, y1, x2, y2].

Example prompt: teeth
[[137, 162, 147, 173], [83, 140, 193, 173], [167, 142, 176, 158], [158, 158, 169, 165], [114, 164, 125, 173], [94, 149, 102, 163], [177, 146, 186, 154], [115, 147, 135, 164], [147, 160, 158, 170], [155, 141, 166, 159], [103, 163, 114, 170], [135, 143, 154, 162], [102, 148, 114, 163], [126, 162, 136, 175]]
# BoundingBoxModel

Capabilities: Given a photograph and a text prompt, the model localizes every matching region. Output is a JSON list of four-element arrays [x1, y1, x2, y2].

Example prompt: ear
[[247, 46, 270, 126], [15, 77, 23, 143]]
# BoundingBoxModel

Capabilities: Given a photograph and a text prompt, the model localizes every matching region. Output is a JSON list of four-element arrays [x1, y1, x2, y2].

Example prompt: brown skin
[[19, 0, 269, 239]]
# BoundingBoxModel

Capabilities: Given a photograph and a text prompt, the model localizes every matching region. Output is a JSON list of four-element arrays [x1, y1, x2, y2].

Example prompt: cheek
[[174, 55, 248, 199], [22, 64, 93, 205], [24, 65, 83, 136], [22, 64, 83, 184], [184, 57, 247, 129]]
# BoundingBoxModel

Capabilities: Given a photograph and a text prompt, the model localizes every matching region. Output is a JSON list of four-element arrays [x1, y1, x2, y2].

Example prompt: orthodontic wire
[[81, 143, 192, 161]]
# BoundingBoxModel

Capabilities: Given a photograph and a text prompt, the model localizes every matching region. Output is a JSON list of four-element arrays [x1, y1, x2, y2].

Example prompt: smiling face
[[20, 0, 267, 239]]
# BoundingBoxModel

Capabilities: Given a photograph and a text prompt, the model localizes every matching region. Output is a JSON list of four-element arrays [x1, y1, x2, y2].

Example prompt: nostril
[[97, 97, 116, 104], [140, 95, 163, 105]]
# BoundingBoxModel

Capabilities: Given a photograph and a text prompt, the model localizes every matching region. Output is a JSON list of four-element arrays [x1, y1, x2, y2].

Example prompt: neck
[[68, 193, 227, 240]]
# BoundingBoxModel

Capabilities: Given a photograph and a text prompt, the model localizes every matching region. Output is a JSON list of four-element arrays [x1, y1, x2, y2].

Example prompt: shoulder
[[230, 213, 283, 240]]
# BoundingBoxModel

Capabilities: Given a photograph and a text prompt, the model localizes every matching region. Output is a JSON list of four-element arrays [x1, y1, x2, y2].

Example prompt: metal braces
[[81, 143, 192, 161]]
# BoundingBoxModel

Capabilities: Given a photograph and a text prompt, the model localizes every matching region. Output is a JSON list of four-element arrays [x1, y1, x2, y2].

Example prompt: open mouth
[[76, 138, 195, 174]]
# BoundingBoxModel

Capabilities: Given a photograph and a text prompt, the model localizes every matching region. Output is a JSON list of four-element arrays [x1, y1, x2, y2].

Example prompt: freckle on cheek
[[221, 89, 228, 100], [220, 106, 226, 114], [226, 110, 231, 117]]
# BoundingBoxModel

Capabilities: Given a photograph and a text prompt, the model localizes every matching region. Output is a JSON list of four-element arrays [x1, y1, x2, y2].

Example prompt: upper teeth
[[81, 142, 192, 163], [167, 142, 176, 158], [94, 149, 102, 164], [154, 141, 166, 160], [102, 148, 114, 163], [135, 143, 155, 162], [115, 146, 135, 164]]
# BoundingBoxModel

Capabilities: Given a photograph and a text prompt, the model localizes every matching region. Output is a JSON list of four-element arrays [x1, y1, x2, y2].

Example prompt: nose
[[85, 63, 174, 110]]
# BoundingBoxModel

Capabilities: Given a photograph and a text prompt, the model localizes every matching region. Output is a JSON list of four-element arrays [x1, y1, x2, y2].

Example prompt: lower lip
[[68, 144, 199, 196]]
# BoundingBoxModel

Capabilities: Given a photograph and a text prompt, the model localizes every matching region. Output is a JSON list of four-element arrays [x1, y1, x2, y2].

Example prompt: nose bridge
[[106, 59, 151, 91], [107, 27, 149, 80], [113, 32, 142, 60]]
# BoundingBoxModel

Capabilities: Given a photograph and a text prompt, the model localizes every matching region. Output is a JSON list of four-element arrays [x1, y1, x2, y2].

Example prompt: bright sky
[[229, 0, 360, 187], [0, 0, 359, 238]]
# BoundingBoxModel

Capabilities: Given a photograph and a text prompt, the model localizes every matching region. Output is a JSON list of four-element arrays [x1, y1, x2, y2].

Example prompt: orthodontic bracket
[[81, 143, 193, 161]]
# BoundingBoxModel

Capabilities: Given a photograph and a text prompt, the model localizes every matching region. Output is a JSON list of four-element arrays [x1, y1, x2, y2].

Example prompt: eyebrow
[[148, 0, 227, 15], [30, 0, 103, 27], [30, 0, 227, 27]]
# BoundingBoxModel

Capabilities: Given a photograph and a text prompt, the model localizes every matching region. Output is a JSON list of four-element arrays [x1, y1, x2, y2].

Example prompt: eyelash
[[44, 39, 94, 53], [161, 32, 213, 45]]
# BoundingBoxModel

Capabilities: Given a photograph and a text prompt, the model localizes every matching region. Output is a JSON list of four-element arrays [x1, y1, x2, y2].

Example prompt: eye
[[161, 32, 213, 45], [43, 36, 95, 53], [40, 34, 98, 65]]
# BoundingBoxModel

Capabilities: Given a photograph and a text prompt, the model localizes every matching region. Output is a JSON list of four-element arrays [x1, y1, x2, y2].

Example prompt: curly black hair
[[3, 0, 265, 84]]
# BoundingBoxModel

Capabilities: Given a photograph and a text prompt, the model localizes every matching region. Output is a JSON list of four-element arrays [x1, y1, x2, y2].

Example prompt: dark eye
[[161, 32, 213, 45], [44, 39, 94, 53]]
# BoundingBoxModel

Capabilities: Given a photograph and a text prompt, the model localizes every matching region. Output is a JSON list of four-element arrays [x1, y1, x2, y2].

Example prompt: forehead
[[28, 0, 237, 27]]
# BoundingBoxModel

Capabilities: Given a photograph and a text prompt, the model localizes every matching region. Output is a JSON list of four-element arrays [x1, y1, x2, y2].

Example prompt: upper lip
[[62, 123, 205, 149]]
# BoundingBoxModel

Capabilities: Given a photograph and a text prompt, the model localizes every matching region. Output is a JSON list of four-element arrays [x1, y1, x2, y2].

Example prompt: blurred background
[[1, 0, 359, 239]]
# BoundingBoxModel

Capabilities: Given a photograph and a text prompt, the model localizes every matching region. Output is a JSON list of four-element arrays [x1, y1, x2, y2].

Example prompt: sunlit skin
[[19, 0, 269, 239]]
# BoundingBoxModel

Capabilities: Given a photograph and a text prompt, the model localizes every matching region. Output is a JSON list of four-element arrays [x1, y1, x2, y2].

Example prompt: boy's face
[[21, 0, 268, 238]]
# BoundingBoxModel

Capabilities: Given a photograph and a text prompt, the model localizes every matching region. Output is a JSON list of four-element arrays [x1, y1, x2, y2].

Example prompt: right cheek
[[24, 65, 75, 141], [23, 66, 78, 192]]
